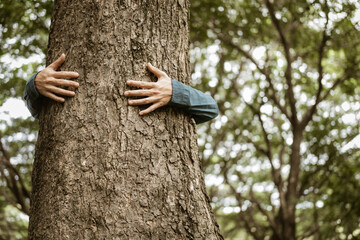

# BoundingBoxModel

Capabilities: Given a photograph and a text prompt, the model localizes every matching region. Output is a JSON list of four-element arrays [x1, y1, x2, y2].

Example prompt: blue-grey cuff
[[169, 79, 190, 107], [24, 72, 40, 100]]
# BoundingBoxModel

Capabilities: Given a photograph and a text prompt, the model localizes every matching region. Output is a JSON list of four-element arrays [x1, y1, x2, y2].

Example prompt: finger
[[48, 86, 76, 97], [126, 80, 156, 89], [43, 92, 65, 103], [52, 79, 79, 88], [139, 102, 162, 115], [124, 89, 152, 97], [53, 71, 79, 79], [147, 63, 165, 78], [48, 53, 66, 70], [128, 97, 157, 105]]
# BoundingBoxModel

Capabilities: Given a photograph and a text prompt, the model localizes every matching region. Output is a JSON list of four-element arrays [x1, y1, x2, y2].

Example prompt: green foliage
[[0, 0, 52, 104], [0, 1, 52, 239], [0, 202, 28, 240], [190, 0, 360, 239]]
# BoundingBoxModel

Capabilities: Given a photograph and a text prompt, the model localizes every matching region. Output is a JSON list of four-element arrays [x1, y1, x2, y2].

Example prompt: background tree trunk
[[29, 1, 222, 239]]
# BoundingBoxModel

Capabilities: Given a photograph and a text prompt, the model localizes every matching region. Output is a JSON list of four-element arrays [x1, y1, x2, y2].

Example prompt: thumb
[[48, 53, 66, 70], [147, 63, 166, 78]]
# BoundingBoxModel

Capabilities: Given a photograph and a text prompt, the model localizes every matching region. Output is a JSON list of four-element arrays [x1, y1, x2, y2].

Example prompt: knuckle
[[63, 80, 71, 85], [42, 68, 50, 75], [45, 77, 54, 84], [44, 86, 52, 92], [44, 83, 52, 89]]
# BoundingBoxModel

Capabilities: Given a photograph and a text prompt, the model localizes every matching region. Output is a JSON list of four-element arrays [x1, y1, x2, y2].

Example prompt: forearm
[[24, 72, 42, 118], [169, 79, 219, 124]]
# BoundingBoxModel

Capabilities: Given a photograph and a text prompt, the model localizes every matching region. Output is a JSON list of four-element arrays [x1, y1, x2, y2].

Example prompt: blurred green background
[[1, 0, 359, 239]]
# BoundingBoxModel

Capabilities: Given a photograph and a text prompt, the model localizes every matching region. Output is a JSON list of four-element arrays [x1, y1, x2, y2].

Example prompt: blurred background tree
[[191, 0, 360, 239], [0, 0, 359, 239], [0, 1, 52, 239]]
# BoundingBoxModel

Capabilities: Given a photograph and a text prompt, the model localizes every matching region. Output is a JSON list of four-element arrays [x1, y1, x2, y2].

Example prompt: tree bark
[[29, 1, 222, 239]]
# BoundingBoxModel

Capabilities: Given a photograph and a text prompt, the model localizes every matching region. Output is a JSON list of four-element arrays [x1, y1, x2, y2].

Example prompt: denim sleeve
[[169, 79, 219, 124], [24, 72, 42, 118]]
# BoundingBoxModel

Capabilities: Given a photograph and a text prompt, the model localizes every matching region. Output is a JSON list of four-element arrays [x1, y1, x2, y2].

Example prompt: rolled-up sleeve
[[24, 72, 42, 118], [169, 79, 219, 124]]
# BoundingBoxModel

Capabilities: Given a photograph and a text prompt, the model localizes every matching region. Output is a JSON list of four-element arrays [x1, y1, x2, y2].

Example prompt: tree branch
[[300, 7, 330, 129], [264, 0, 298, 125], [299, 226, 320, 240], [215, 30, 292, 123], [249, 186, 281, 239], [222, 164, 263, 240], [0, 134, 30, 215]]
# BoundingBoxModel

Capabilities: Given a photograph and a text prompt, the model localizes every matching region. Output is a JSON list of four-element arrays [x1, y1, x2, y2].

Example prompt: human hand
[[35, 53, 79, 102], [125, 63, 172, 115]]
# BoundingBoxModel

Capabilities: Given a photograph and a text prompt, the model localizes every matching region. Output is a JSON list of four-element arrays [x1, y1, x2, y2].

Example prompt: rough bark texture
[[29, 1, 222, 239]]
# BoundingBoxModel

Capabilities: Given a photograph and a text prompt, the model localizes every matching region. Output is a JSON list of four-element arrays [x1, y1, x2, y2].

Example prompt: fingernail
[[124, 92, 128, 96], [139, 112, 143, 115], [128, 100, 132, 104]]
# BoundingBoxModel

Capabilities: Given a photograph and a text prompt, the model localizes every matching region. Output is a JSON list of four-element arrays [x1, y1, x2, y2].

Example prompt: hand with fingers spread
[[35, 53, 80, 102], [125, 63, 172, 115]]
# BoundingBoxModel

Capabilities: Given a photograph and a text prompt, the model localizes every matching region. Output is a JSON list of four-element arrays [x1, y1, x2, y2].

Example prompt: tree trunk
[[29, 1, 222, 239], [283, 128, 303, 240]]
